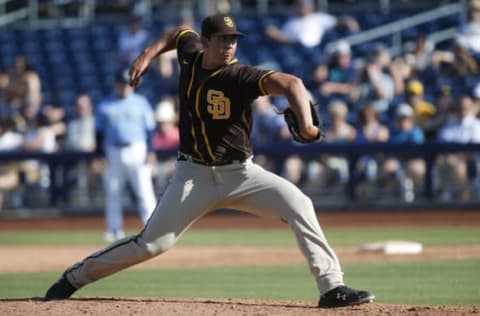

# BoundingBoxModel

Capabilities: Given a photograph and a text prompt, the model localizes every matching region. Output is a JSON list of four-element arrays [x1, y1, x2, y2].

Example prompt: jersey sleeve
[[175, 29, 202, 64], [236, 65, 275, 99]]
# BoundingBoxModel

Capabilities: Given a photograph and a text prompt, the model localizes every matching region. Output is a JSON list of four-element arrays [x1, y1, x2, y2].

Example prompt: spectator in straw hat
[[151, 96, 180, 192]]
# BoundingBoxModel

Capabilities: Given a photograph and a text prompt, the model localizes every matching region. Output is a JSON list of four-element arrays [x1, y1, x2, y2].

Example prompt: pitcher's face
[[204, 35, 238, 65]]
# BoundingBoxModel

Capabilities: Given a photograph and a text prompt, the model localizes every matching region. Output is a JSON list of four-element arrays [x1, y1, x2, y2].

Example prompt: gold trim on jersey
[[175, 29, 199, 48], [258, 70, 275, 95], [186, 52, 203, 160], [194, 58, 239, 162], [187, 52, 202, 98], [188, 111, 203, 161]]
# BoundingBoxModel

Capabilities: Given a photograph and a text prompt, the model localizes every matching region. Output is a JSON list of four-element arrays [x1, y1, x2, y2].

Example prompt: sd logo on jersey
[[207, 89, 231, 119]]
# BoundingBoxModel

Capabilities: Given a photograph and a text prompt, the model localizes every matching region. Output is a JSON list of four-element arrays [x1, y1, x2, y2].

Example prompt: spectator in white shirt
[[265, 0, 359, 48], [437, 94, 480, 200], [0, 118, 23, 210], [456, 0, 480, 54]]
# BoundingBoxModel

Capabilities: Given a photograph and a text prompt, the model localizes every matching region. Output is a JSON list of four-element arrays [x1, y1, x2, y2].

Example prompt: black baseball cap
[[201, 14, 245, 38], [115, 69, 130, 85]]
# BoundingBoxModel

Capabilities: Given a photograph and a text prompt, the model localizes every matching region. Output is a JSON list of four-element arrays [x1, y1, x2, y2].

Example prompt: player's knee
[[291, 192, 314, 213], [140, 233, 176, 255]]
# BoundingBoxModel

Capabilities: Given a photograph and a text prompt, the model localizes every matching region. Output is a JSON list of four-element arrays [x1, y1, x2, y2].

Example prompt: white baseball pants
[[104, 141, 157, 233]]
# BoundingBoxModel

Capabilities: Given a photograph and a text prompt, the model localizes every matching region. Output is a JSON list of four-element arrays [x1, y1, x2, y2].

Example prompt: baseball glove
[[283, 101, 324, 144]]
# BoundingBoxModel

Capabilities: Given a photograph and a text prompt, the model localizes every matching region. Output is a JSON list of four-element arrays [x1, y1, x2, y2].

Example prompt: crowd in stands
[[1, 0, 480, 209]]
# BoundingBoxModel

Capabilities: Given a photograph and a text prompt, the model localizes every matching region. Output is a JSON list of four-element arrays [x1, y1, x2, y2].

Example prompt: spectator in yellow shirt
[[405, 80, 438, 139]]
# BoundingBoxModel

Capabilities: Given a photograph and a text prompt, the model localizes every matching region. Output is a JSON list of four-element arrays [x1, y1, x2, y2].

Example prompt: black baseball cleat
[[318, 285, 375, 308], [44, 275, 77, 301]]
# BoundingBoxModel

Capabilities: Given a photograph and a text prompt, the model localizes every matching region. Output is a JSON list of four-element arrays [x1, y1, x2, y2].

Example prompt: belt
[[110, 142, 132, 148], [177, 153, 246, 166]]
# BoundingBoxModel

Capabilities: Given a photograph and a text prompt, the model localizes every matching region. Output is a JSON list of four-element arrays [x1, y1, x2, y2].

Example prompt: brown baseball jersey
[[175, 30, 275, 163]]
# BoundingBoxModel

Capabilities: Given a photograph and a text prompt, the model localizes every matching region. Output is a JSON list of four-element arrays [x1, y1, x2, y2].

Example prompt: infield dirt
[[1, 211, 479, 315], [0, 298, 478, 316]]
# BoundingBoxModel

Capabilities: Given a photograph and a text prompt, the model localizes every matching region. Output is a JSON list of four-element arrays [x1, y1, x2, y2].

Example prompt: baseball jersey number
[[207, 89, 231, 120]]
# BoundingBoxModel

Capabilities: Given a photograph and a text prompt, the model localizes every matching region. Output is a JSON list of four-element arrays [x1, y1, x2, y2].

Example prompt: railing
[[1, 0, 463, 29], [325, 3, 466, 57], [0, 0, 94, 28], [0, 0, 29, 27], [256, 142, 480, 202], [1, 143, 480, 213]]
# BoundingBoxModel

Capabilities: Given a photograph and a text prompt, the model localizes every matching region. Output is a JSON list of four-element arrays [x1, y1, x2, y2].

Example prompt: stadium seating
[[0, 10, 464, 111]]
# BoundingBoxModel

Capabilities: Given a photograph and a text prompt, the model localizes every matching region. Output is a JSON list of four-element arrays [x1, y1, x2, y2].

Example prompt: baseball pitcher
[[45, 14, 374, 308]]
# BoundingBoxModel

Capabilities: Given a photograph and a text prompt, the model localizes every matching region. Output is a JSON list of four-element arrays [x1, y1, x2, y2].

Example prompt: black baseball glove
[[283, 101, 324, 144]]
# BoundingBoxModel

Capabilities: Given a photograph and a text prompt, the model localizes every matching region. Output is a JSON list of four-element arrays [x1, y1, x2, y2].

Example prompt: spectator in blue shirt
[[389, 103, 425, 144], [383, 103, 425, 202], [313, 41, 357, 106]]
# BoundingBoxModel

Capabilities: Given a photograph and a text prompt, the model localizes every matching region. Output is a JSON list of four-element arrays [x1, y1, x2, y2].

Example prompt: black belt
[[111, 142, 132, 148], [177, 153, 246, 166]]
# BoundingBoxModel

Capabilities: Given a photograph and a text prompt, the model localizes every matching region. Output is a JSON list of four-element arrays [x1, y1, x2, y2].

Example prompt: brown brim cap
[[201, 14, 245, 38]]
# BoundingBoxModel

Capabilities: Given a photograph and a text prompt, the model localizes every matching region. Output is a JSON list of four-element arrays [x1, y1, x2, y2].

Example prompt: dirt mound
[[1, 244, 480, 272], [0, 298, 477, 316]]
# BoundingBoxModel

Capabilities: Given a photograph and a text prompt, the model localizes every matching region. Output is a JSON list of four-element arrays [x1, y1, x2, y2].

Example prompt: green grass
[[1, 260, 479, 305], [0, 227, 478, 247]]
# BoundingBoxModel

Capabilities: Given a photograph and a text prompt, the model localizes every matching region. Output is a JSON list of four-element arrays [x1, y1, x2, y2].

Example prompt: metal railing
[[0, 0, 29, 27], [1, 143, 480, 213], [325, 3, 466, 57]]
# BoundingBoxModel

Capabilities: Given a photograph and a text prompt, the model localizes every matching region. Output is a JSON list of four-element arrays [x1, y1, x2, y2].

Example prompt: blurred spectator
[[382, 103, 425, 202], [23, 112, 63, 153], [63, 94, 97, 206], [357, 45, 403, 114], [0, 118, 23, 210], [22, 111, 64, 203], [117, 15, 149, 66], [437, 95, 480, 200], [265, 0, 359, 48], [0, 67, 9, 101], [151, 97, 180, 191], [389, 104, 425, 144], [152, 97, 179, 151], [456, 0, 480, 54], [252, 96, 290, 146], [202, 0, 231, 16], [452, 43, 479, 77], [404, 80, 437, 138], [324, 100, 357, 142], [356, 104, 390, 144], [404, 34, 435, 76], [7, 55, 42, 119], [313, 41, 358, 104], [64, 94, 96, 151], [354, 104, 389, 195], [318, 100, 356, 186], [438, 95, 480, 143], [432, 42, 479, 78], [251, 96, 304, 185]]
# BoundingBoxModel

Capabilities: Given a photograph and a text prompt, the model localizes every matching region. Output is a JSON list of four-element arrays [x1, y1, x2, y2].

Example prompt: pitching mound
[[1, 298, 477, 316]]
